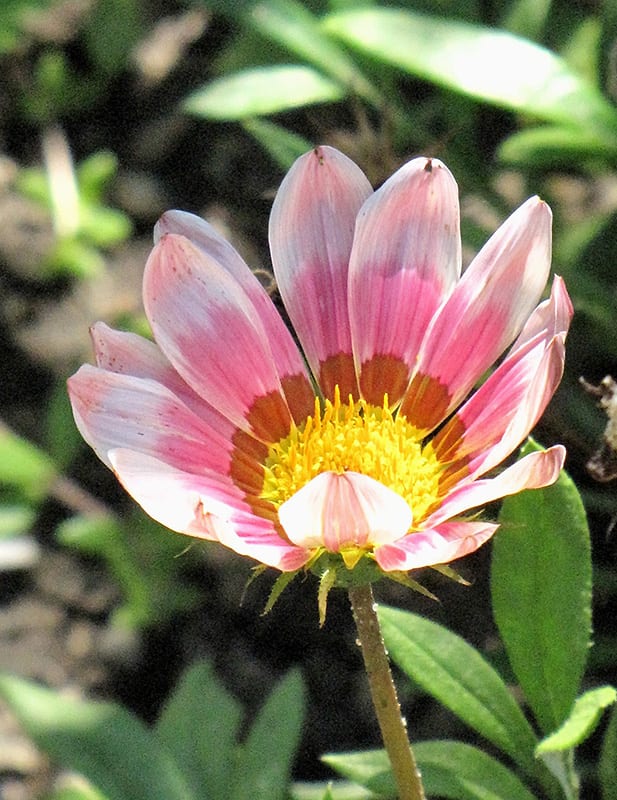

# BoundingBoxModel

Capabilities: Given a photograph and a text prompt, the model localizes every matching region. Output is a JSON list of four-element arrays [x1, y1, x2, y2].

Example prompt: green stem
[[348, 583, 425, 800]]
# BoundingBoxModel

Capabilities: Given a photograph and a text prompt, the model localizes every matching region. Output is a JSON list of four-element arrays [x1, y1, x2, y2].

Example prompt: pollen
[[260, 386, 444, 526]]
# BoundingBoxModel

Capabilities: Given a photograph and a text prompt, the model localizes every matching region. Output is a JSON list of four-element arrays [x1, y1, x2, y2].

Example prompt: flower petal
[[144, 232, 293, 442], [428, 445, 565, 526], [374, 520, 498, 571], [90, 321, 224, 425], [155, 210, 314, 421], [402, 196, 553, 431], [278, 470, 412, 552], [433, 276, 572, 482], [109, 449, 310, 570], [269, 146, 372, 400], [349, 157, 461, 405]]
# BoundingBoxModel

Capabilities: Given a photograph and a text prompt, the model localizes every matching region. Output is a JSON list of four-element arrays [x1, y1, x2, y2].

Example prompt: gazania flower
[[68, 146, 571, 582]]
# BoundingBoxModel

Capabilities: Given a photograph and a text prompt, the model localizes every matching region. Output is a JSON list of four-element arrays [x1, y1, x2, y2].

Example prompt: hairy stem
[[348, 583, 425, 800]]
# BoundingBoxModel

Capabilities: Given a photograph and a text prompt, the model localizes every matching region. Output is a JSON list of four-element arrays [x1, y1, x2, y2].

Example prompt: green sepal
[[262, 569, 301, 616], [386, 571, 439, 602], [431, 563, 471, 585]]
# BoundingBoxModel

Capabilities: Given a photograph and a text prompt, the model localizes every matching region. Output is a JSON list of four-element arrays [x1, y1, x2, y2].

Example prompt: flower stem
[[348, 583, 425, 800]]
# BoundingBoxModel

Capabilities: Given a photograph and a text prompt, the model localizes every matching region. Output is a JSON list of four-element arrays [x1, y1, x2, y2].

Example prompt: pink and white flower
[[68, 146, 571, 575]]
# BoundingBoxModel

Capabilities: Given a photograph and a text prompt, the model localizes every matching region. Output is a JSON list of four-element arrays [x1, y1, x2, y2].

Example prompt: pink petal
[[434, 276, 572, 480], [374, 520, 498, 571], [90, 321, 226, 426], [155, 211, 314, 421], [67, 365, 268, 494], [278, 471, 412, 551], [143, 233, 293, 442], [109, 450, 310, 570], [348, 157, 461, 405], [269, 146, 372, 400], [428, 445, 565, 526], [402, 196, 552, 431], [109, 448, 244, 539]]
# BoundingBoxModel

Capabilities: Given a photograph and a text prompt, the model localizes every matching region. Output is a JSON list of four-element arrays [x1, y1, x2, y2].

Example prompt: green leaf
[[600, 704, 617, 800], [232, 669, 305, 800], [185, 65, 345, 121], [242, 118, 312, 170], [378, 605, 538, 773], [498, 126, 617, 168], [0, 424, 56, 499], [246, 0, 381, 107], [492, 443, 592, 734], [0, 674, 196, 800], [0, 505, 35, 539], [155, 660, 243, 800], [291, 781, 374, 799], [324, 742, 539, 800], [536, 685, 617, 754], [323, 7, 617, 131]]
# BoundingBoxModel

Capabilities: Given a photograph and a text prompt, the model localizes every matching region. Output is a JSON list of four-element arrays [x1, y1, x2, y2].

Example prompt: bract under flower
[[68, 146, 571, 580]]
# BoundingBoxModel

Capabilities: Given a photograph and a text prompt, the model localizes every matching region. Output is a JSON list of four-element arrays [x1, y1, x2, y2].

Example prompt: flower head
[[68, 146, 571, 580]]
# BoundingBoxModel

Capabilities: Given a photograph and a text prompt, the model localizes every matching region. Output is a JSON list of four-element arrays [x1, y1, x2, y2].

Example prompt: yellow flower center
[[260, 386, 443, 527]]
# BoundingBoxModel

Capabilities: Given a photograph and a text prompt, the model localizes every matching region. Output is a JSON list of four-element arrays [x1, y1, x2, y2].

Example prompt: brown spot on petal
[[400, 372, 452, 433], [432, 414, 467, 463], [246, 389, 293, 443], [359, 354, 410, 407], [281, 372, 316, 424], [229, 428, 267, 495], [319, 352, 358, 403]]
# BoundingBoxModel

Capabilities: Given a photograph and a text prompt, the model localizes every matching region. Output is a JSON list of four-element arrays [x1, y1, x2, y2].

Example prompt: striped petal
[[90, 321, 225, 426], [401, 196, 552, 431], [109, 450, 309, 570], [155, 211, 314, 421], [269, 146, 372, 400], [374, 520, 498, 572], [349, 157, 461, 405], [278, 470, 412, 551], [144, 233, 293, 443], [67, 365, 267, 490], [433, 276, 572, 481], [428, 445, 565, 526]]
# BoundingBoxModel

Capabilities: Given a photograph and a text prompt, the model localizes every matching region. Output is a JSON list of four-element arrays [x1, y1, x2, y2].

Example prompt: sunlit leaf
[[536, 686, 617, 754], [246, 0, 381, 106], [378, 605, 538, 774], [324, 7, 617, 131], [499, 126, 617, 168], [492, 441, 592, 734], [185, 65, 344, 121], [324, 742, 538, 800]]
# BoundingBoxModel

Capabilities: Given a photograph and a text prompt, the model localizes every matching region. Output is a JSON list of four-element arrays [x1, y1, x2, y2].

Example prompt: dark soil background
[[1, 2, 617, 799]]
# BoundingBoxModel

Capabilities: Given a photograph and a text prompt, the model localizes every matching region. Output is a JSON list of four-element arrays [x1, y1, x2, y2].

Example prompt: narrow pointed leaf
[[600, 704, 617, 800], [536, 685, 617, 754], [0, 674, 196, 800], [184, 65, 344, 121], [242, 118, 312, 170], [232, 669, 305, 800], [324, 8, 617, 131], [324, 741, 539, 800], [247, 0, 381, 107], [155, 661, 243, 800], [499, 126, 617, 168], [378, 605, 538, 773], [492, 442, 592, 734]]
